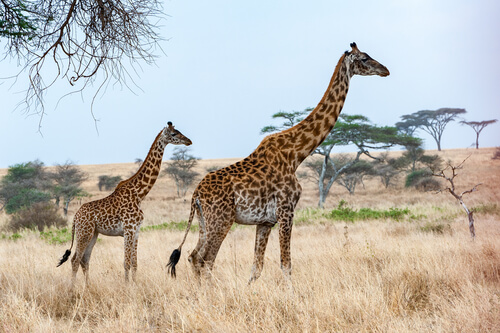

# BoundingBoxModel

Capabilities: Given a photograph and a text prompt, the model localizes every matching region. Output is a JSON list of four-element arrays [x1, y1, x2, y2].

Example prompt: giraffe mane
[[318, 52, 347, 107], [115, 129, 164, 190], [276, 51, 347, 136]]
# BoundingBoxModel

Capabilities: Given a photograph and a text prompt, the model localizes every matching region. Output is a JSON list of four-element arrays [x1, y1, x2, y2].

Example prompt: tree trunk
[[318, 191, 325, 209], [459, 198, 475, 238], [64, 199, 70, 217]]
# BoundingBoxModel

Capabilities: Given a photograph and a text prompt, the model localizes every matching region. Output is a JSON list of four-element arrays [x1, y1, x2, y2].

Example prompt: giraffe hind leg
[[188, 240, 205, 278], [70, 226, 96, 285], [195, 217, 233, 279], [80, 232, 98, 285]]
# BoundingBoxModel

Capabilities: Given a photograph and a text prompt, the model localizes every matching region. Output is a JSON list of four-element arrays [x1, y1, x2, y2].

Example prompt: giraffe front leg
[[123, 231, 135, 283], [277, 206, 295, 289], [130, 226, 141, 283], [248, 224, 272, 284]]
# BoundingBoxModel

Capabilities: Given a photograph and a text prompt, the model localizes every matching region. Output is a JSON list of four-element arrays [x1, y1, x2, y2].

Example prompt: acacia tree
[[372, 152, 403, 188], [334, 159, 375, 195], [460, 119, 498, 149], [97, 175, 122, 191], [50, 161, 88, 216], [397, 108, 466, 151], [395, 114, 420, 136], [163, 147, 200, 198], [396, 141, 442, 173], [262, 110, 418, 207], [310, 114, 418, 205], [0, 0, 164, 121], [260, 108, 311, 134]]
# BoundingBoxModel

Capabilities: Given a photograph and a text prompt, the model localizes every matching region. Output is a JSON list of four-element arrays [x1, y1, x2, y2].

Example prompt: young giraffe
[[167, 42, 389, 284], [58, 122, 192, 284]]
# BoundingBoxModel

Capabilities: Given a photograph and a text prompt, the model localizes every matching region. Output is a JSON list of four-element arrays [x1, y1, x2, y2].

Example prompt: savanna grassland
[[0, 148, 499, 332]]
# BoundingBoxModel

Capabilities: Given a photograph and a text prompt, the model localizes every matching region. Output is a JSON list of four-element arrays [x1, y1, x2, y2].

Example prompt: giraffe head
[[163, 122, 192, 146], [345, 42, 390, 77]]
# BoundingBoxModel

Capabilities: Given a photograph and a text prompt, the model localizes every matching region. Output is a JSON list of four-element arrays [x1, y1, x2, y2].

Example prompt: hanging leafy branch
[[0, 0, 164, 124]]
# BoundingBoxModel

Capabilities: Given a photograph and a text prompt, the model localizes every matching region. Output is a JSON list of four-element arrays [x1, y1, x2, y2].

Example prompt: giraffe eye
[[361, 58, 368, 63]]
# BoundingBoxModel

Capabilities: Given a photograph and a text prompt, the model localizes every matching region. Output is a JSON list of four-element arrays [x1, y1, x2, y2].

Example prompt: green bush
[[141, 220, 198, 232], [326, 200, 412, 222], [405, 169, 432, 189], [415, 177, 441, 191], [8, 202, 67, 232], [98, 175, 122, 191], [40, 227, 73, 244], [4, 188, 51, 214], [473, 203, 499, 216]]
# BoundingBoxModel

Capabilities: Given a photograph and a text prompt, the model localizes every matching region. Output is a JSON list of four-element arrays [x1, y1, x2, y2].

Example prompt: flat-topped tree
[[460, 119, 498, 149], [263, 112, 419, 207], [398, 108, 466, 151]]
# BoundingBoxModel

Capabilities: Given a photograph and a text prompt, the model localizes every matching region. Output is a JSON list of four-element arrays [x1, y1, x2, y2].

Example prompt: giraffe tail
[[167, 198, 203, 278], [57, 221, 75, 267]]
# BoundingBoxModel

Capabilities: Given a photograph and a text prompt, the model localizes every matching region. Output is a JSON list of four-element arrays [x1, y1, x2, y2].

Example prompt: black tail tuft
[[167, 249, 181, 278], [57, 249, 71, 267]]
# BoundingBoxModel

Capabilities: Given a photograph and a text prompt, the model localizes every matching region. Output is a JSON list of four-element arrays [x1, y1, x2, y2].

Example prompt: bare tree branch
[[1, 0, 165, 126], [431, 156, 480, 238]]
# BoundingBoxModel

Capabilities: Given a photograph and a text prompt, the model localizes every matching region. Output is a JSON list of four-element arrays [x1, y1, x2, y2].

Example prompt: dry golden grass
[[0, 148, 499, 332]]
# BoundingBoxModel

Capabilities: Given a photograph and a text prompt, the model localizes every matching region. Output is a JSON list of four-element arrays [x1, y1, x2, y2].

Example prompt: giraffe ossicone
[[167, 42, 389, 284], [57, 122, 192, 285]]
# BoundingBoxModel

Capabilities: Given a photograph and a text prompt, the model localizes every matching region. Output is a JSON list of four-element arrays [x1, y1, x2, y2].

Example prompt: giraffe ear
[[350, 42, 359, 53]]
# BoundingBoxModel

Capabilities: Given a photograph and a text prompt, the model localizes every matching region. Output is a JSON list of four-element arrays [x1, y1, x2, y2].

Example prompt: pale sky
[[1, 0, 499, 168]]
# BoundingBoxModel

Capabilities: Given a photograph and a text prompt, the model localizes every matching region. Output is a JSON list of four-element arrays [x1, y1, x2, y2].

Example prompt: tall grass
[[0, 219, 499, 332]]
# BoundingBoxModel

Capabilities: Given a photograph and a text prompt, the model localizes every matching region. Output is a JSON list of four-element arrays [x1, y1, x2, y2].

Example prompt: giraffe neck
[[283, 53, 352, 169], [116, 130, 167, 201]]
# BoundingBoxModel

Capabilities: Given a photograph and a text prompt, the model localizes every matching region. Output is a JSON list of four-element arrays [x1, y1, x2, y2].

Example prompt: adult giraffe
[[58, 122, 192, 285], [168, 42, 389, 284]]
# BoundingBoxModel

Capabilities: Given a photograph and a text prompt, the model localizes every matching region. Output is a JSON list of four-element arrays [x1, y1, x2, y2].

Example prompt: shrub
[[40, 228, 72, 244], [8, 202, 67, 232], [420, 222, 451, 234], [405, 169, 432, 189], [4, 188, 51, 214], [473, 203, 499, 216], [326, 200, 412, 222], [98, 175, 122, 191], [0, 160, 53, 214], [415, 177, 441, 191], [141, 220, 197, 232], [492, 147, 500, 160]]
